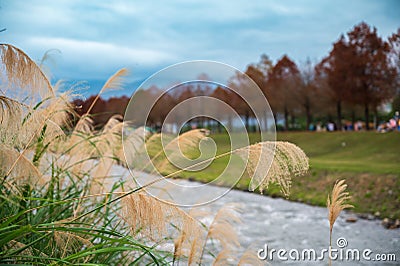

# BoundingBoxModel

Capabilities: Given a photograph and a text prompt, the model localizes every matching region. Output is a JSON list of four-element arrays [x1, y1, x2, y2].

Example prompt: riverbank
[[178, 179, 400, 265], [150, 131, 400, 221], [129, 171, 400, 265]]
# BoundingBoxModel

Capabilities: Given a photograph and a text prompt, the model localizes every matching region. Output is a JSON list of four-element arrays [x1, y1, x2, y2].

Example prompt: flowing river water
[[121, 169, 400, 265]]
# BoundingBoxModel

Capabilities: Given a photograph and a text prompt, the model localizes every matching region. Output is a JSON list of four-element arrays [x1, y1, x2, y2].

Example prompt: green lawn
[[277, 131, 400, 174], [149, 131, 400, 220]]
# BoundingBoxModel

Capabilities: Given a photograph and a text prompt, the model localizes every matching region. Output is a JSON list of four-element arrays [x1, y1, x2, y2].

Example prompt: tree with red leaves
[[317, 22, 397, 130], [268, 55, 301, 130]]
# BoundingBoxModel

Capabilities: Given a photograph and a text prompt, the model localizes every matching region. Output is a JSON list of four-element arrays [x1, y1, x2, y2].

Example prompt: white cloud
[[28, 37, 175, 65], [1, 0, 398, 84], [24, 37, 177, 79]]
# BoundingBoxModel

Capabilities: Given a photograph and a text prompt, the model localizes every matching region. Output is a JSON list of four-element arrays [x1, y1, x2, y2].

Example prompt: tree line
[[73, 22, 400, 131]]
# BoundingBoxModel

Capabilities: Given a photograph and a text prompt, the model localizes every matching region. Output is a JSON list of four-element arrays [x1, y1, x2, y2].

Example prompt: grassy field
[[152, 131, 400, 220]]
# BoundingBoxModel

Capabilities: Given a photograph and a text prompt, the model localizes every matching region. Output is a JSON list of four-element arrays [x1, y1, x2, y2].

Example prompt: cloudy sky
[[1, 0, 399, 96]]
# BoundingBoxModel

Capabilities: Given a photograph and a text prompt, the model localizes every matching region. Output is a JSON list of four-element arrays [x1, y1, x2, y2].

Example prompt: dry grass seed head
[[206, 203, 242, 250], [117, 126, 148, 167], [213, 249, 236, 266], [0, 144, 43, 187], [89, 116, 126, 193], [123, 192, 205, 263], [6, 240, 32, 256], [236, 141, 309, 196], [53, 230, 93, 260], [164, 129, 210, 154], [123, 193, 170, 238], [327, 179, 353, 231], [85, 68, 128, 115], [157, 129, 210, 173], [42, 83, 73, 130], [0, 95, 23, 145], [63, 116, 96, 169], [238, 247, 264, 266], [173, 211, 204, 264], [95, 114, 124, 157], [0, 44, 54, 105]]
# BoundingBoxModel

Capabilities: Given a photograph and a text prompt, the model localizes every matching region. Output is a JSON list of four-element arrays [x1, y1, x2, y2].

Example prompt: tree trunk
[[263, 112, 268, 131], [336, 101, 342, 130], [284, 107, 289, 131], [291, 113, 296, 129], [305, 104, 312, 131], [365, 104, 370, 130], [351, 110, 356, 130], [254, 119, 262, 132], [245, 111, 250, 131], [373, 108, 378, 130], [227, 116, 232, 132]]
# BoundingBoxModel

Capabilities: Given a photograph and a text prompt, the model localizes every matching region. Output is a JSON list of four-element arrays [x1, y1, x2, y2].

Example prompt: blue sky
[[1, 0, 399, 96]]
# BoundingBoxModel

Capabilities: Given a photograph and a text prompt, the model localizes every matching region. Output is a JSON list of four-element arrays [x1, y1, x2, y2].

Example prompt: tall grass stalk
[[327, 179, 353, 266]]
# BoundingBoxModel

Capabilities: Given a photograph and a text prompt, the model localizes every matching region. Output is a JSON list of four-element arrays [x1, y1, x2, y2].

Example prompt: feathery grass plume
[[0, 44, 178, 264], [93, 114, 124, 157], [164, 129, 210, 152], [327, 179, 353, 232], [62, 68, 128, 174], [213, 249, 236, 266], [133, 132, 165, 173], [199, 203, 242, 265], [174, 231, 187, 262], [0, 44, 54, 105], [43, 81, 73, 129], [145, 129, 209, 163], [90, 115, 124, 194], [156, 129, 210, 173], [235, 141, 309, 196], [26, 89, 72, 166], [72, 114, 95, 135], [238, 247, 263, 266], [68, 67, 128, 153], [122, 192, 205, 264], [122, 192, 171, 238], [0, 95, 22, 145], [144, 133, 163, 156], [38, 49, 61, 81], [116, 126, 149, 167], [327, 179, 353, 266], [206, 203, 241, 248], [187, 234, 201, 265], [61, 115, 96, 175], [173, 208, 205, 265], [86, 68, 128, 115], [53, 230, 93, 259], [0, 144, 42, 187], [122, 192, 203, 237], [5, 240, 33, 257]]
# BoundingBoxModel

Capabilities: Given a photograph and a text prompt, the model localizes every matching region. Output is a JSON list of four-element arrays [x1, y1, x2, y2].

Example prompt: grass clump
[[1, 43, 311, 264]]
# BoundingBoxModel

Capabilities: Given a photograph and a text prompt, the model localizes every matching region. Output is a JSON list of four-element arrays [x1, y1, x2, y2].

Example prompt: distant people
[[389, 118, 396, 130], [344, 121, 353, 131], [354, 121, 363, 131], [316, 122, 322, 132], [327, 122, 335, 132], [395, 111, 400, 131], [377, 122, 390, 133]]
